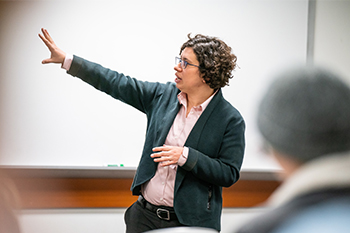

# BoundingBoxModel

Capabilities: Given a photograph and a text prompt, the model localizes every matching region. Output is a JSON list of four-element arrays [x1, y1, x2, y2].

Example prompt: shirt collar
[[177, 89, 218, 112]]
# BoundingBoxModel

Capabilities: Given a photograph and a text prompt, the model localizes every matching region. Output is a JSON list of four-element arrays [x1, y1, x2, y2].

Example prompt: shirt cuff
[[61, 53, 73, 71], [178, 147, 189, 166]]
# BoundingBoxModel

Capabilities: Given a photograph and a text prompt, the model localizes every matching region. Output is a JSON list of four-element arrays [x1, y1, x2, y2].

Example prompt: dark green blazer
[[68, 55, 245, 231]]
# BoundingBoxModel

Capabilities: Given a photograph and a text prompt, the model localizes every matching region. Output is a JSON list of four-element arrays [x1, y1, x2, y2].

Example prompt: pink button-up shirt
[[62, 54, 215, 207], [142, 91, 215, 207]]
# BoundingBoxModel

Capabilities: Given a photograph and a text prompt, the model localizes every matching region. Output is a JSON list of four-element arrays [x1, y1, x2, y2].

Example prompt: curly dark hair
[[180, 34, 237, 89]]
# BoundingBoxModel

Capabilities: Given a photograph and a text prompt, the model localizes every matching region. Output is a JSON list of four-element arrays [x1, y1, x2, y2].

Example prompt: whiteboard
[[0, 0, 308, 170]]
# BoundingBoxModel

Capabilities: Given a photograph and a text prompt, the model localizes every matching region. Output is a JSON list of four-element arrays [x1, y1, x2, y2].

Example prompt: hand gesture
[[38, 28, 66, 65], [151, 145, 184, 167]]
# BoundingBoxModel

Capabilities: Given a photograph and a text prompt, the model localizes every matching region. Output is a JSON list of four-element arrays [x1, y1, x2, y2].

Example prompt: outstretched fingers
[[38, 28, 66, 65], [42, 28, 54, 43], [39, 28, 54, 51]]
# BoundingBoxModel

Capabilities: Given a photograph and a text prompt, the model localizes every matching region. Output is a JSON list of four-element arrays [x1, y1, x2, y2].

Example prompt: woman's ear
[[201, 73, 207, 83]]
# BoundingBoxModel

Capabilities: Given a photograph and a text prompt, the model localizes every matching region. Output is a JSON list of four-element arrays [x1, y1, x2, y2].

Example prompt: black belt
[[137, 195, 177, 221]]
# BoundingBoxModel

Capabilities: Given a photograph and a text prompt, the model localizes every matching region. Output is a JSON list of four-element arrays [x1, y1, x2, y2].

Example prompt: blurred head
[[179, 34, 237, 90], [257, 66, 350, 164]]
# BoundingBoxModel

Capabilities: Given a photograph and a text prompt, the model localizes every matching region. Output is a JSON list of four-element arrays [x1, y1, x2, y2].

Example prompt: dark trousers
[[124, 200, 184, 233]]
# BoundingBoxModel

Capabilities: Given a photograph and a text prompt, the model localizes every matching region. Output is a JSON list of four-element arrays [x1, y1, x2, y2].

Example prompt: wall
[[0, 0, 308, 170], [4, 0, 350, 233], [313, 0, 350, 84]]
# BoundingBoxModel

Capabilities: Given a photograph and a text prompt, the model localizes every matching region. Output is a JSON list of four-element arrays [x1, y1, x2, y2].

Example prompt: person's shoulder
[[216, 93, 244, 121], [153, 81, 178, 94], [164, 81, 177, 89], [141, 80, 177, 92], [272, 199, 350, 233]]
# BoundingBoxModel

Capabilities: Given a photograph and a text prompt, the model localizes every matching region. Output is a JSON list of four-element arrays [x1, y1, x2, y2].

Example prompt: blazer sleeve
[[181, 99, 245, 188], [67, 55, 163, 114]]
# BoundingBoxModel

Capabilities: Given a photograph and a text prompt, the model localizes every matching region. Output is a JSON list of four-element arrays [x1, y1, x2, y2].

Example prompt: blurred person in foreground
[[235, 66, 350, 233]]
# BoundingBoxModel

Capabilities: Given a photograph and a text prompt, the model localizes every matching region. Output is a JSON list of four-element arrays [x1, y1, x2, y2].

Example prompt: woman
[[39, 28, 245, 232]]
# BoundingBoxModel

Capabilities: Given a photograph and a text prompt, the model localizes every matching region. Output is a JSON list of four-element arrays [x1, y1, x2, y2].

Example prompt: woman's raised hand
[[38, 28, 66, 65]]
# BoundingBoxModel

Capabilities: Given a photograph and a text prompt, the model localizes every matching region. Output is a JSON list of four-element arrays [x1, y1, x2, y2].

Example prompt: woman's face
[[174, 47, 207, 95]]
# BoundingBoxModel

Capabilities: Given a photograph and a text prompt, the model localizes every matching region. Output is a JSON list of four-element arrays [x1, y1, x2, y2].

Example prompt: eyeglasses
[[175, 57, 200, 69]]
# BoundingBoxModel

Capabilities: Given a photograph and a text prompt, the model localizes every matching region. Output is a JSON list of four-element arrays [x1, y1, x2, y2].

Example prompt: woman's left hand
[[151, 145, 184, 167]]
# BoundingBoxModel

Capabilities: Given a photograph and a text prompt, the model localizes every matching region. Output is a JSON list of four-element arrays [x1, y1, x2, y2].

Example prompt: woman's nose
[[174, 63, 182, 72]]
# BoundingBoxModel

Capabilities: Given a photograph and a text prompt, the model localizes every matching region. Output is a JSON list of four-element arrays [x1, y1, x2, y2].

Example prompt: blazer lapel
[[156, 101, 181, 146], [185, 89, 222, 148], [175, 89, 222, 189]]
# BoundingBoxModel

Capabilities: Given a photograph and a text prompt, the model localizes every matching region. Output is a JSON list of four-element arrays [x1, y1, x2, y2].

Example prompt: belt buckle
[[156, 208, 170, 221]]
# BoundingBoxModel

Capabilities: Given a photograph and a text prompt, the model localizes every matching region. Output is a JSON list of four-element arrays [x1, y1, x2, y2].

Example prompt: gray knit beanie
[[257, 66, 350, 163]]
